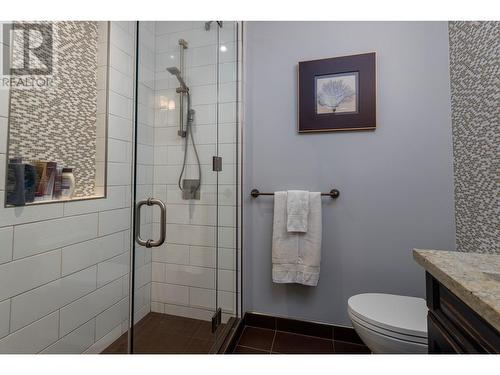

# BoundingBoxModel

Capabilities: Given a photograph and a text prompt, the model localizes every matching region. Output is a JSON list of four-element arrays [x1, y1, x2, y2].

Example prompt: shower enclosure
[[0, 21, 241, 354], [117, 20, 241, 353]]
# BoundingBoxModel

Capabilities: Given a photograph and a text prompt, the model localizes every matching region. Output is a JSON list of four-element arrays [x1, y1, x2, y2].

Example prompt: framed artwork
[[298, 52, 376, 132]]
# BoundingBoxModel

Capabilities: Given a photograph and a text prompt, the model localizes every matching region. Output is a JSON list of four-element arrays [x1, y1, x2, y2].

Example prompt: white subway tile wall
[[150, 21, 239, 322], [0, 22, 142, 353]]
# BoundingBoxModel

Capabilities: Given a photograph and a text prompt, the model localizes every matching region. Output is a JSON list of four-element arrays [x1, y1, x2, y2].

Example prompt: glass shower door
[[127, 21, 239, 354]]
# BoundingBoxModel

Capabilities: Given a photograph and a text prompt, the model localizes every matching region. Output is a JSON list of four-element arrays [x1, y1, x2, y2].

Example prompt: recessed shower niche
[[3, 21, 109, 206]]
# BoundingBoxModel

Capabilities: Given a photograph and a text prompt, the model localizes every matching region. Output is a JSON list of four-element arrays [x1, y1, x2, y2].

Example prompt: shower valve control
[[212, 156, 222, 172]]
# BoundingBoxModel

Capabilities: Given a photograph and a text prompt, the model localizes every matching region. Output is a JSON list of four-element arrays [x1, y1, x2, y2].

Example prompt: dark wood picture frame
[[298, 52, 376, 133]]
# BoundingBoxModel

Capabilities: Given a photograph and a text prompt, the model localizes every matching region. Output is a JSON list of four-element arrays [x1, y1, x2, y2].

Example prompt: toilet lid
[[348, 293, 428, 338]]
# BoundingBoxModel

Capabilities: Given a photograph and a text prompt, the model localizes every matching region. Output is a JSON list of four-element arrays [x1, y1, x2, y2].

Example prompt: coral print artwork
[[316, 72, 358, 114], [298, 52, 375, 132]]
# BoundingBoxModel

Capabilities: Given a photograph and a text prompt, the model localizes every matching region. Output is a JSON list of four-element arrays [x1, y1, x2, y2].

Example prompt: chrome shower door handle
[[135, 198, 166, 248], [150, 198, 167, 247]]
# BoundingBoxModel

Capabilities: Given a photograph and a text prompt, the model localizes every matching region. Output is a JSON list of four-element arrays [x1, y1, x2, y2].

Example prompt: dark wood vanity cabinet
[[425, 272, 500, 353]]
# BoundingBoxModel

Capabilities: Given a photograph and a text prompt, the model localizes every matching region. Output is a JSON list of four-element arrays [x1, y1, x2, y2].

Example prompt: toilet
[[348, 293, 428, 354]]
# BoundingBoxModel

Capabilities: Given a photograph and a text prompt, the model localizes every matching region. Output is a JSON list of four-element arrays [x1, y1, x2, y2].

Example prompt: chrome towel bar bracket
[[250, 188, 340, 199]]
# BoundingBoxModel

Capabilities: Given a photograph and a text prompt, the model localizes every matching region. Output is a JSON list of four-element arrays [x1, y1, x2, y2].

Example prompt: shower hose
[[178, 92, 202, 194]]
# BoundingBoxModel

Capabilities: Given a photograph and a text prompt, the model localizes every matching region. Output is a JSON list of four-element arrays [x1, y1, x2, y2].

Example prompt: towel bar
[[250, 188, 340, 199]]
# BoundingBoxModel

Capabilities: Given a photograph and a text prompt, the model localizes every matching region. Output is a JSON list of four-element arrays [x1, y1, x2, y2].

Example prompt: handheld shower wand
[[166, 39, 201, 199], [166, 67, 188, 92]]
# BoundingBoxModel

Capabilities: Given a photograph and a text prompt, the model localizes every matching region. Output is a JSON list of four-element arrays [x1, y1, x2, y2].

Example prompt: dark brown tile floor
[[232, 326, 371, 354], [102, 312, 223, 354]]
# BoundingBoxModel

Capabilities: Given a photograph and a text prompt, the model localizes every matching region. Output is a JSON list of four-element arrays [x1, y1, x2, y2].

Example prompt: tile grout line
[[4, 270, 125, 335], [334, 339, 368, 347], [231, 325, 245, 351], [5, 228, 128, 266], [5, 216, 129, 264], [235, 344, 270, 354], [270, 328, 277, 354], [1, 251, 126, 305], [274, 328, 335, 342], [232, 325, 274, 353]]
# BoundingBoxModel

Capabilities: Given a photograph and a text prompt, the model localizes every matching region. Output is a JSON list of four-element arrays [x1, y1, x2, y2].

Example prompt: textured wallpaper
[[8, 21, 103, 197], [449, 21, 500, 254]]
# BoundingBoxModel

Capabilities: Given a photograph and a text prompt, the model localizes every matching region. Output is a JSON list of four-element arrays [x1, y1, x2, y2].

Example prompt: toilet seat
[[348, 293, 428, 344], [349, 309, 427, 345]]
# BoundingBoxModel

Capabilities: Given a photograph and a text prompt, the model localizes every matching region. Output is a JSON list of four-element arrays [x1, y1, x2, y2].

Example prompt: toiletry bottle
[[44, 162, 57, 200], [24, 163, 37, 203], [34, 161, 48, 199], [61, 167, 75, 199], [53, 166, 63, 199], [6, 157, 26, 206]]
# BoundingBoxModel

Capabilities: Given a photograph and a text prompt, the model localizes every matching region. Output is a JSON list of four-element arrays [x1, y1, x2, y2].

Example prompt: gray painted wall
[[243, 21, 456, 326]]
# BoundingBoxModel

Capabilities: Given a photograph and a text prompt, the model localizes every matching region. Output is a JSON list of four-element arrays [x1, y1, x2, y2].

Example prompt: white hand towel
[[286, 190, 309, 232], [272, 191, 322, 286]]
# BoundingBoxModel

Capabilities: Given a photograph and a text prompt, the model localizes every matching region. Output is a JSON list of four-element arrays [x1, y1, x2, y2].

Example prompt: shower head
[[205, 21, 223, 30], [166, 66, 180, 75], [166, 66, 188, 91]]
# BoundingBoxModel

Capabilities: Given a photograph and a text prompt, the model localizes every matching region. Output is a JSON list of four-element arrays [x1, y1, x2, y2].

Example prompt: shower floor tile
[[102, 312, 222, 354]]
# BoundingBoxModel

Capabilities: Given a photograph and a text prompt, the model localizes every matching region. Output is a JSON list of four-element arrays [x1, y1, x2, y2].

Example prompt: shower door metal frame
[[209, 20, 245, 351], [126, 20, 140, 354]]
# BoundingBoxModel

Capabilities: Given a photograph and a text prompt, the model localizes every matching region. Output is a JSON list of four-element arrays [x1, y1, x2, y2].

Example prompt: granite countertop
[[413, 249, 500, 332]]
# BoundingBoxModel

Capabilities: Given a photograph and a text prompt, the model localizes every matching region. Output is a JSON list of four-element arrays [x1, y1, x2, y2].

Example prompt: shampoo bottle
[[24, 164, 37, 203], [61, 167, 75, 199], [6, 157, 26, 206]]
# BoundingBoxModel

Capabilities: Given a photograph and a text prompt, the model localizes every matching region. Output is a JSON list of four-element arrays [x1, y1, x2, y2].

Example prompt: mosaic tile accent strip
[[7, 21, 104, 197], [448, 21, 500, 254]]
